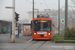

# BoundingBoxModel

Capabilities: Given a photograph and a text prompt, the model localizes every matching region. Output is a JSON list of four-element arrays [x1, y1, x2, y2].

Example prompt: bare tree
[[71, 0, 75, 5], [68, 0, 75, 28]]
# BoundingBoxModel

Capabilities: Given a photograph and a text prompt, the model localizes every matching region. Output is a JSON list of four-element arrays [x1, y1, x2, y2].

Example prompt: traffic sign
[[61, 19, 65, 24]]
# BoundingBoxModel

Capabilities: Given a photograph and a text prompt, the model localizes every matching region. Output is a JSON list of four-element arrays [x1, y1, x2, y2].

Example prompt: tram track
[[36, 41, 47, 50], [23, 41, 38, 50], [23, 40, 47, 50]]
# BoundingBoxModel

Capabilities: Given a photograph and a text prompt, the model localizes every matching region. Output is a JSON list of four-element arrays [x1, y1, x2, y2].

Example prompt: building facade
[[28, 10, 58, 26], [0, 20, 11, 33], [27, 10, 66, 33]]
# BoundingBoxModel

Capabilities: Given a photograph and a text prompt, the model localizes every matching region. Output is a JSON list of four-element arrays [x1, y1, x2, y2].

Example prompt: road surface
[[0, 34, 75, 50]]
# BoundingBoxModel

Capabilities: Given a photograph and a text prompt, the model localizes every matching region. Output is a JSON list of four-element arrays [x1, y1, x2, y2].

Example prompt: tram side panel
[[52, 23, 56, 38]]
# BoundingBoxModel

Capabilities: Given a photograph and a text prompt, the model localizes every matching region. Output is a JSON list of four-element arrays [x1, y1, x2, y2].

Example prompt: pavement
[[0, 33, 75, 50], [0, 41, 75, 50], [0, 33, 32, 43]]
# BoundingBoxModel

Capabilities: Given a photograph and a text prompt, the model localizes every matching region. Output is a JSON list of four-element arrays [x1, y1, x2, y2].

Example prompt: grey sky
[[0, 0, 72, 21]]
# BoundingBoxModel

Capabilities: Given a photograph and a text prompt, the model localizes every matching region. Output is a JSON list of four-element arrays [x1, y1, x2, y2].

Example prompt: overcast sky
[[0, 0, 72, 21]]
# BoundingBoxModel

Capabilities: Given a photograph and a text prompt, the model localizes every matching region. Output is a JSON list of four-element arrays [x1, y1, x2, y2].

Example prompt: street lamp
[[5, 6, 13, 9]]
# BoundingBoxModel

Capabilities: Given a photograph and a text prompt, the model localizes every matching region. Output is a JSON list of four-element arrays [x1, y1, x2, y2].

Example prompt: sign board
[[24, 25, 31, 35], [61, 19, 65, 24], [15, 27, 18, 30]]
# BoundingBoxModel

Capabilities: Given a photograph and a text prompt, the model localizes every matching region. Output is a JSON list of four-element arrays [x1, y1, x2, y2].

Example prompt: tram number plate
[[37, 32, 47, 34], [44, 35, 47, 36]]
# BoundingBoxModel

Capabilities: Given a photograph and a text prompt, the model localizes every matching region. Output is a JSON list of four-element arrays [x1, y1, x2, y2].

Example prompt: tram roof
[[33, 18, 52, 21]]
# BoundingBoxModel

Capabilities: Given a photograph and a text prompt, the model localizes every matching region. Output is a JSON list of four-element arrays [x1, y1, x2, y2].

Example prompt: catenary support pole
[[12, 0, 15, 43], [65, 0, 68, 30], [58, 0, 60, 35], [33, 0, 34, 18]]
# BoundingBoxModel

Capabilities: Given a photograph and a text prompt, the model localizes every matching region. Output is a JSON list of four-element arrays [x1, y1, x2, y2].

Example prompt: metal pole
[[33, 0, 34, 18], [65, 0, 68, 30], [12, 0, 15, 43], [58, 0, 60, 35]]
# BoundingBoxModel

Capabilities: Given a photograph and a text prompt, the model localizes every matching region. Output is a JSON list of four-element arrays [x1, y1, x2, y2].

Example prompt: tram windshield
[[34, 20, 51, 31]]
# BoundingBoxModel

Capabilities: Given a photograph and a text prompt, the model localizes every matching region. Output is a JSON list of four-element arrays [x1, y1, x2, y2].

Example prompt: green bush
[[64, 28, 75, 39]]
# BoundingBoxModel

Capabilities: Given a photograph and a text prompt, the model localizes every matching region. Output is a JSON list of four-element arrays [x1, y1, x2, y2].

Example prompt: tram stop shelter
[[23, 24, 31, 36]]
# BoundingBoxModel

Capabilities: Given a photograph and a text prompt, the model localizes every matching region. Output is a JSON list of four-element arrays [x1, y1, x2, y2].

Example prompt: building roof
[[18, 19, 29, 24], [28, 10, 57, 14], [28, 10, 64, 14], [0, 19, 12, 22]]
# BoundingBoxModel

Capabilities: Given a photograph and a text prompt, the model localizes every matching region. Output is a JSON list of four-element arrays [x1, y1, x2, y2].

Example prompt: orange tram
[[31, 15, 55, 40]]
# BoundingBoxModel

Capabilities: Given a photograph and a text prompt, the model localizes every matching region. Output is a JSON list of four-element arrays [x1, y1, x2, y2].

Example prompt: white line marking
[[25, 39, 33, 44]]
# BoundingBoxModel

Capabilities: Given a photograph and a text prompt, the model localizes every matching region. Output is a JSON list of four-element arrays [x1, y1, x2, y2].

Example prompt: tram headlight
[[48, 33, 51, 35], [34, 33, 36, 35]]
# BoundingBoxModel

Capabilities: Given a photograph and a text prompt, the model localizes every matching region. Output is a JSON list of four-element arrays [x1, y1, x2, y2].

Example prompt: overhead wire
[[44, 0, 49, 9], [26, 0, 50, 9], [26, 0, 43, 4], [26, 0, 32, 3]]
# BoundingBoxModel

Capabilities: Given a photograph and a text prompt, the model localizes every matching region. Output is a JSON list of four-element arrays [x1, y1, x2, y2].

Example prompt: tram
[[31, 15, 55, 40]]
